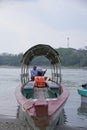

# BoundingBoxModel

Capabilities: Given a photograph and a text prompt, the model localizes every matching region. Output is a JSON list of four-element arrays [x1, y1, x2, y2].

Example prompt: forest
[[0, 47, 87, 67]]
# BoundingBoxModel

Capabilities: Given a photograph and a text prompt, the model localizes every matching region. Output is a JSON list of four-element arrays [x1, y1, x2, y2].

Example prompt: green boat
[[78, 83, 87, 108]]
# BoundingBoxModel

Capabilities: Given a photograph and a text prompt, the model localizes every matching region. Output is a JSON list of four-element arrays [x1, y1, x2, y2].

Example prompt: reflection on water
[[0, 68, 20, 119], [0, 68, 87, 129], [78, 102, 87, 116], [78, 107, 87, 116]]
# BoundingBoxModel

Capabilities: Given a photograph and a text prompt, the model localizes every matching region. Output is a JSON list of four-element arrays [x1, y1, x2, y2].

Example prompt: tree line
[[57, 47, 87, 67], [0, 47, 87, 67]]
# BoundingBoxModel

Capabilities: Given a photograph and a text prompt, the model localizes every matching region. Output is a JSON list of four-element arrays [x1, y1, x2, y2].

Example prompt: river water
[[0, 67, 87, 129]]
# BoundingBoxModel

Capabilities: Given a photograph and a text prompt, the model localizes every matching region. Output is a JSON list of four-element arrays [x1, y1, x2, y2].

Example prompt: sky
[[0, 0, 87, 54]]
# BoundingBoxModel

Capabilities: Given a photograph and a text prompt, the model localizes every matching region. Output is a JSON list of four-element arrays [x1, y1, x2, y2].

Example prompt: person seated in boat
[[31, 66, 47, 80], [31, 65, 38, 80], [37, 67, 47, 76], [82, 83, 87, 89]]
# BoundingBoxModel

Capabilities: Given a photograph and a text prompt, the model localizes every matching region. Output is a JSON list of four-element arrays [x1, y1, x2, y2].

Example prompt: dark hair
[[38, 71, 42, 76]]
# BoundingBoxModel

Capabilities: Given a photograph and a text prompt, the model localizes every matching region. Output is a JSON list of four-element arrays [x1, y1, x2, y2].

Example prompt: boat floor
[[23, 80, 59, 99], [34, 87, 50, 99]]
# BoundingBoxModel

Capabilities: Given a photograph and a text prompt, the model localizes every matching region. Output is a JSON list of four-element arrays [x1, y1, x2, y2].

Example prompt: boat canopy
[[21, 44, 61, 85], [21, 44, 60, 65]]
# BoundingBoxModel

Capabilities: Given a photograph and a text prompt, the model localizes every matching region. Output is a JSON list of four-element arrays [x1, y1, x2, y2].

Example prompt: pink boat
[[15, 44, 69, 130]]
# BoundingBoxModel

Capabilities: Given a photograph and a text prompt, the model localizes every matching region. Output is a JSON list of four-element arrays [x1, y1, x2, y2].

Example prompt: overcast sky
[[0, 0, 87, 54]]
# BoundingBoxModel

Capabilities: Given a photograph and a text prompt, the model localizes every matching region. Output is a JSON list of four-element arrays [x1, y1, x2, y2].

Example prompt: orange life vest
[[34, 76, 45, 87]]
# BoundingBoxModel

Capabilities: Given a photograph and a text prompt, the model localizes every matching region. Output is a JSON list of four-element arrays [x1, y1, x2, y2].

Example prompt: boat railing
[[21, 73, 29, 84]]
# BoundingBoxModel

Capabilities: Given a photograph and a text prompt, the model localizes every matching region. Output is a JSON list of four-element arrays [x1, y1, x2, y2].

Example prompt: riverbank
[[56, 125, 87, 130], [0, 118, 86, 130], [0, 65, 20, 69], [0, 65, 87, 69], [0, 118, 30, 130]]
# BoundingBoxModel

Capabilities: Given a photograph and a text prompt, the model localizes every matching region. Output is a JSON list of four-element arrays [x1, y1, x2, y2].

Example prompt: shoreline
[[0, 118, 86, 130], [0, 65, 87, 69], [0, 118, 29, 130], [0, 65, 20, 69]]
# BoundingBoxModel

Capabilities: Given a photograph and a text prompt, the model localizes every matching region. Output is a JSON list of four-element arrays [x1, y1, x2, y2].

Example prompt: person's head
[[33, 65, 37, 70], [37, 67, 42, 76]]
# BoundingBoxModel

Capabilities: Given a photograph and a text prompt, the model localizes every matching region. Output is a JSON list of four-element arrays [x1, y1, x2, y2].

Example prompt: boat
[[15, 44, 69, 130], [78, 83, 87, 108]]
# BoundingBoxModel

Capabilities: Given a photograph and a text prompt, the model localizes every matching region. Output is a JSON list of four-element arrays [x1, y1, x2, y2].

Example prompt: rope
[[21, 98, 34, 112]]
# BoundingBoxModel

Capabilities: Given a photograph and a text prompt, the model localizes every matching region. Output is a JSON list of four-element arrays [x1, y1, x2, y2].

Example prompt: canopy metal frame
[[21, 44, 61, 85]]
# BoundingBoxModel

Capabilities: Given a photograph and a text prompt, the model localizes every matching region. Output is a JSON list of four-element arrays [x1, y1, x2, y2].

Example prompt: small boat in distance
[[78, 83, 87, 108], [82, 83, 87, 89], [15, 44, 69, 130]]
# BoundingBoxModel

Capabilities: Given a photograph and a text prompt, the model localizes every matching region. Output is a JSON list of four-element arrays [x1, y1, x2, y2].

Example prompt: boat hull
[[78, 88, 87, 104], [15, 85, 69, 130], [25, 104, 64, 130]]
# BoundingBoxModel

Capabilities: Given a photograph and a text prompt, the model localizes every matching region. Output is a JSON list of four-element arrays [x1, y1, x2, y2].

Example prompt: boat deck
[[22, 80, 59, 99]]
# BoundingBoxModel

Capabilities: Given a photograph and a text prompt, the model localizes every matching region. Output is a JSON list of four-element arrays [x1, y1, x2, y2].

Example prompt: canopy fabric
[[21, 44, 60, 65]]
